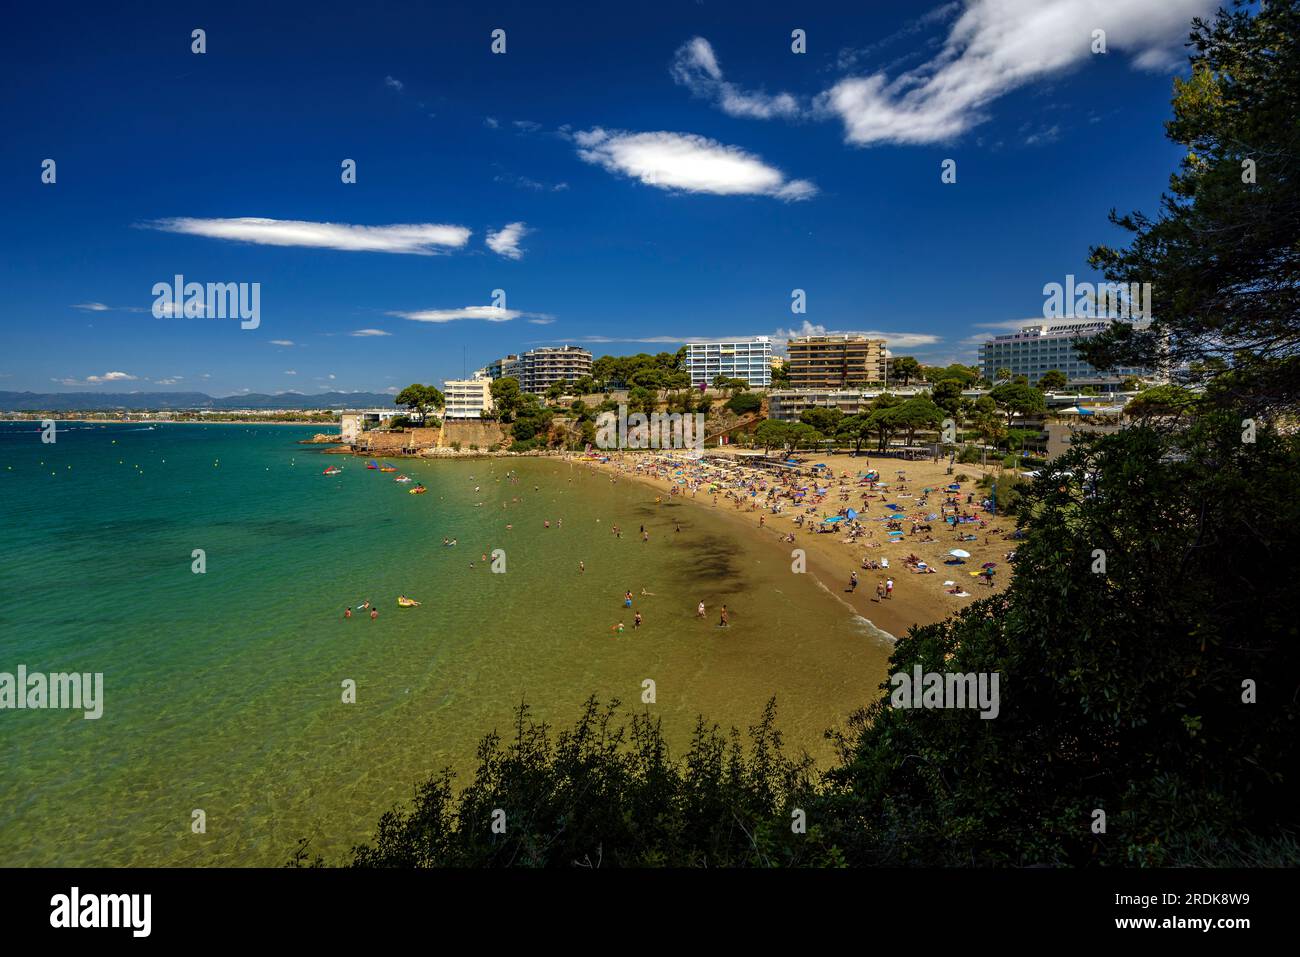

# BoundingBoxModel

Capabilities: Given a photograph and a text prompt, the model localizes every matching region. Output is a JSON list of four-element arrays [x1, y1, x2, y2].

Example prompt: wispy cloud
[[349, 328, 391, 337], [486, 222, 529, 260], [494, 171, 569, 192], [144, 217, 472, 255], [284, 370, 297, 375], [73, 302, 147, 314], [55, 370, 138, 386], [269, 339, 294, 347], [820, 0, 1215, 147], [389, 305, 554, 324], [574, 128, 815, 200], [384, 75, 404, 92], [671, 37, 801, 119], [153, 376, 183, 385]]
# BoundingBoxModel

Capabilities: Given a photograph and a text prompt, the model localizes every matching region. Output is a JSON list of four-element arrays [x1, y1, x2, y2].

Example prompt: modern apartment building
[[442, 376, 494, 419], [684, 337, 773, 388], [514, 345, 593, 394], [786, 334, 887, 389], [485, 355, 519, 380], [978, 319, 1155, 390]]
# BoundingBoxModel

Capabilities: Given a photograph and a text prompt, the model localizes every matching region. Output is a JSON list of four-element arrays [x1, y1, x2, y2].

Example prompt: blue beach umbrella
[[845, 508, 858, 520]]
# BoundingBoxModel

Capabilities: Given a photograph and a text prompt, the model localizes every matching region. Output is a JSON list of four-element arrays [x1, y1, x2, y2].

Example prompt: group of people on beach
[[611, 588, 729, 634]]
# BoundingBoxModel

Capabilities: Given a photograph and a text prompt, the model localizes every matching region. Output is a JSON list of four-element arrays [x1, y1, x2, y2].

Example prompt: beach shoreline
[[564, 449, 1016, 640]]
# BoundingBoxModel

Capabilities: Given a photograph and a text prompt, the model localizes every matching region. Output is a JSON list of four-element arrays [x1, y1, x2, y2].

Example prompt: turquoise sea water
[[0, 422, 892, 866]]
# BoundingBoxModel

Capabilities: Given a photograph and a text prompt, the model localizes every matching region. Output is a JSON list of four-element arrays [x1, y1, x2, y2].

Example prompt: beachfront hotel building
[[977, 319, 1156, 391], [786, 334, 888, 389], [684, 337, 773, 388], [514, 345, 594, 394], [442, 376, 494, 419]]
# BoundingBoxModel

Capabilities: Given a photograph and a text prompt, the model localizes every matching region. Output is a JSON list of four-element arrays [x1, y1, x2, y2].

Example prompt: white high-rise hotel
[[978, 319, 1156, 389], [685, 337, 773, 388]]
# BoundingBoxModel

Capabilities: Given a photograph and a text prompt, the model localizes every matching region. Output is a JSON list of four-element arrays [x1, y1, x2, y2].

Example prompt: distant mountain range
[[0, 391, 398, 412]]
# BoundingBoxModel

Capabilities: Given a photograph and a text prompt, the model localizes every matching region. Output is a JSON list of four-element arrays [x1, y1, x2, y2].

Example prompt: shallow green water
[[0, 422, 892, 866]]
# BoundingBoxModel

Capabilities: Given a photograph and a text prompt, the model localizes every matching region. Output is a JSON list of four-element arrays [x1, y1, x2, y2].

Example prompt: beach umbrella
[[949, 548, 971, 558], [845, 508, 858, 520], [890, 512, 905, 519], [982, 561, 997, 568], [1077, 407, 1095, 416]]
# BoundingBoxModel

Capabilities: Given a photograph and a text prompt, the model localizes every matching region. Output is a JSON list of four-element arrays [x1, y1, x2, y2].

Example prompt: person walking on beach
[[719, 605, 729, 627], [885, 578, 894, 600], [849, 571, 859, 592], [875, 581, 885, 602]]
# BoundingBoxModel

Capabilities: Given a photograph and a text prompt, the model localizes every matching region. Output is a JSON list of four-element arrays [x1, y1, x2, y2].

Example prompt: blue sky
[[0, 0, 1223, 397]]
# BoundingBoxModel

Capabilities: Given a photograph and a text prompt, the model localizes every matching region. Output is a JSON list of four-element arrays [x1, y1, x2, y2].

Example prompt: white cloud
[[513, 120, 541, 132], [284, 370, 297, 375], [145, 217, 472, 255], [389, 305, 553, 324], [671, 37, 801, 120], [574, 128, 816, 200], [349, 328, 391, 337], [528, 318, 555, 325], [821, 0, 1216, 147], [72, 302, 110, 311], [57, 370, 138, 386], [269, 339, 294, 347], [486, 222, 529, 259], [153, 376, 183, 385], [384, 75, 404, 91], [484, 116, 500, 129]]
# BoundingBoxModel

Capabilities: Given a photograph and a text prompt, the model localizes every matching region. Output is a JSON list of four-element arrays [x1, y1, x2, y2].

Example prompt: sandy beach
[[569, 449, 1019, 638]]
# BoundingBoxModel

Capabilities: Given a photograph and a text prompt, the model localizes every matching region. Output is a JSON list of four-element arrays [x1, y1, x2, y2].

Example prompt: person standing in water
[[579, 561, 585, 573], [696, 601, 706, 619], [719, 605, 729, 627], [634, 612, 642, 629], [370, 606, 379, 620], [344, 607, 352, 619]]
